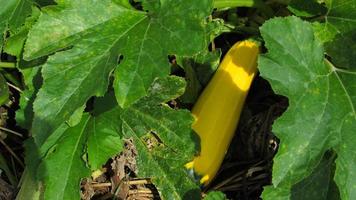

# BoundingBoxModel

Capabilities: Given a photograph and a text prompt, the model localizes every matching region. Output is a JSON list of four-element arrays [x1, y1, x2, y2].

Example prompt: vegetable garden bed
[[0, 0, 355, 199]]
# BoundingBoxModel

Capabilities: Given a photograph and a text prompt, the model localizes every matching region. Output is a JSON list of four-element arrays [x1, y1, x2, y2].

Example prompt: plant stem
[[213, 0, 258, 9], [0, 62, 16, 69]]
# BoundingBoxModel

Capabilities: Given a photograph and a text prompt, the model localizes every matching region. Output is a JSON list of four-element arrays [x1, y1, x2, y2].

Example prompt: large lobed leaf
[[258, 16, 356, 200], [22, 76, 197, 199], [38, 115, 91, 200], [24, 0, 214, 145], [86, 107, 123, 170], [287, 0, 326, 17], [312, 0, 356, 43], [311, 0, 356, 71], [121, 76, 199, 199], [291, 152, 339, 200], [37, 110, 122, 199]]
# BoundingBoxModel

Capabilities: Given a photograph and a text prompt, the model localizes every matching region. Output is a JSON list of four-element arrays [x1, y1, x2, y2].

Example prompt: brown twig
[[129, 188, 152, 195], [0, 127, 23, 137], [127, 179, 150, 185], [91, 182, 112, 188], [6, 82, 23, 93]]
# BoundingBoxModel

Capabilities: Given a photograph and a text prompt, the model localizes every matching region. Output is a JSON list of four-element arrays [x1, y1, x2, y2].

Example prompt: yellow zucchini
[[186, 40, 259, 185]]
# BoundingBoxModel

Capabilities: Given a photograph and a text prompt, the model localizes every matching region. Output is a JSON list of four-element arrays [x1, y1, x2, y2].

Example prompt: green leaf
[[0, 0, 33, 50], [24, 123, 68, 178], [112, 0, 133, 9], [6, 0, 33, 33], [24, 0, 213, 145], [3, 29, 28, 56], [38, 114, 91, 200], [313, 0, 356, 43], [66, 104, 85, 127], [121, 76, 200, 199], [291, 152, 340, 200], [0, 0, 32, 49], [38, 108, 123, 199], [287, 0, 326, 17], [12, 6, 44, 129], [4, 6, 40, 57], [311, 0, 356, 74], [204, 191, 227, 200], [112, 0, 214, 107], [15, 54, 47, 129], [325, 30, 356, 70], [15, 169, 42, 200], [0, 73, 9, 105], [258, 16, 356, 200], [16, 65, 42, 129], [178, 50, 221, 103], [19, 124, 69, 200], [87, 107, 123, 170]]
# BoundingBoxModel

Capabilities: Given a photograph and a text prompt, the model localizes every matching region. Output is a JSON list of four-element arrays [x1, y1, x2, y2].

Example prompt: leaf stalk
[[0, 62, 16, 69]]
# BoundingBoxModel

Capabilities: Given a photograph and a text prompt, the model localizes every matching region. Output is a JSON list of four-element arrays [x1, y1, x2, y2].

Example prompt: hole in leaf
[[141, 131, 164, 151], [129, 0, 143, 11], [117, 55, 124, 64], [168, 55, 176, 65]]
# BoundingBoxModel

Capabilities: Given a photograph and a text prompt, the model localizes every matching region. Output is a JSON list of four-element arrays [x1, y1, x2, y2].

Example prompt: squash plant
[[0, 0, 355, 199]]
